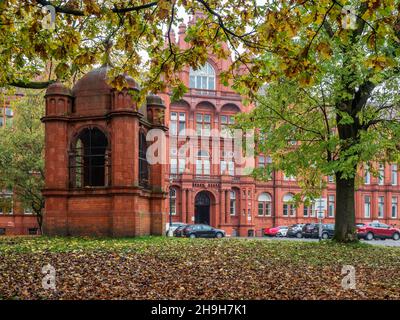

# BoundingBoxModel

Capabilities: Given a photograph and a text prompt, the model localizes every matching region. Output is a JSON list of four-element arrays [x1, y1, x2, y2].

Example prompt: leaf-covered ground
[[1, 236, 399, 300]]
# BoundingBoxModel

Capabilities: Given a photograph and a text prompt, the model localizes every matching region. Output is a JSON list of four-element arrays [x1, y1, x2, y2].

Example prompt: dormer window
[[189, 62, 215, 90]]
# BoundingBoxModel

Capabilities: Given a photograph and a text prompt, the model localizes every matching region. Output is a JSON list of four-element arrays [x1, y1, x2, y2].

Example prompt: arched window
[[258, 193, 271, 216], [189, 62, 215, 90], [70, 127, 109, 187], [170, 188, 177, 215], [139, 131, 149, 187], [196, 150, 210, 175], [230, 190, 236, 215], [283, 193, 296, 217]]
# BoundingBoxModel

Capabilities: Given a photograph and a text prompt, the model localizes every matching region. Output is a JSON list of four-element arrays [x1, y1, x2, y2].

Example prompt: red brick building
[[37, 14, 400, 238], [163, 15, 400, 237], [41, 66, 168, 236]]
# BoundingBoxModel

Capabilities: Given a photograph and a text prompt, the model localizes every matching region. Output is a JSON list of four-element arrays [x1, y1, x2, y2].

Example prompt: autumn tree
[[231, 1, 400, 242], [2, 0, 400, 241], [0, 92, 45, 230]]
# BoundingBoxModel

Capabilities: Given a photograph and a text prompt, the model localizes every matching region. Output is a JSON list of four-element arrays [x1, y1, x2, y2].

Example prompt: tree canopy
[[2, 0, 400, 241]]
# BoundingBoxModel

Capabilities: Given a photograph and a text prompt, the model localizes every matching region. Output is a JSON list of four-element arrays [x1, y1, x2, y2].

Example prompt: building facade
[[4, 14, 400, 237], [41, 65, 168, 237], [163, 16, 400, 237]]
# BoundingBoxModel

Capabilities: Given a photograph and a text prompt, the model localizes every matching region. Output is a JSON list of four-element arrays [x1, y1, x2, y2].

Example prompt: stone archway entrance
[[194, 191, 211, 225]]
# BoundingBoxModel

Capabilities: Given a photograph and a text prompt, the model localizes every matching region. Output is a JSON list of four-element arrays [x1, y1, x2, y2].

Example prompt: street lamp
[[311, 163, 324, 241], [168, 176, 173, 237]]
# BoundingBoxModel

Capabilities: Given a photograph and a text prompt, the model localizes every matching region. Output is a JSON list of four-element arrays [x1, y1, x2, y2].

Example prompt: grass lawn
[[1, 236, 399, 300]]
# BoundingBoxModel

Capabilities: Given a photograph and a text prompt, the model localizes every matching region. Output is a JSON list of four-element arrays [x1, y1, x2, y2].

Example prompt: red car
[[264, 226, 288, 237], [357, 222, 400, 240]]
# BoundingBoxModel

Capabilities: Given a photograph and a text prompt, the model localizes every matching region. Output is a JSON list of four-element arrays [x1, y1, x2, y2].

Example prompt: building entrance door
[[194, 191, 211, 225]]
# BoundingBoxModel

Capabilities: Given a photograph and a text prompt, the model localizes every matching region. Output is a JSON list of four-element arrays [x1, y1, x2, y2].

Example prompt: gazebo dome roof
[[72, 65, 139, 96], [45, 81, 72, 96]]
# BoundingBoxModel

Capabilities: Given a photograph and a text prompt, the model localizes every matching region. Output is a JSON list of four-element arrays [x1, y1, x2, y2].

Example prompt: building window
[[170, 188, 177, 215], [364, 195, 371, 218], [258, 193, 271, 216], [392, 197, 398, 218], [189, 62, 215, 90], [378, 163, 385, 185], [221, 115, 234, 138], [364, 165, 371, 185], [328, 175, 334, 183], [170, 158, 185, 174], [283, 173, 296, 181], [196, 113, 211, 136], [258, 156, 266, 168], [303, 205, 309, 217], [170, 112, 186, 136], [283, 193, 296, 217], [4, 108, 13, 117], [170, 158, 178, 174], [378, 196, 384, 218], [328, 195, 335, 218], [139, 131, 149, 187], [0, 228, 5, 235], [303, 199, 315, 217], [230, 191, 236, 215], [392, 164, 398, 186], [69, 127, 109, 187], [196, 150, 210, 175], [221, 160, 234, 175], [23, 207, 32, 214]]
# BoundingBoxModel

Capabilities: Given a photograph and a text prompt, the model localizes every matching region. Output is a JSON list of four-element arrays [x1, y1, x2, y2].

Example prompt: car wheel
[[189, 233, 196, 239], [393, 233, 400, 241], [296, 232, 302, 239], [215, 232, 223, 239], [321, 232, 329, 240], [365, 232, 374, 241]]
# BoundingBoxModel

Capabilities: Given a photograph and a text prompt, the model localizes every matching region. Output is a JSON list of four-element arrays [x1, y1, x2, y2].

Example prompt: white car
[[276, 226, 289, 237]]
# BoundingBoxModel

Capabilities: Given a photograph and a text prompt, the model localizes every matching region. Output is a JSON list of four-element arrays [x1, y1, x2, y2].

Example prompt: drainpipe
[[272, 169, 276, 228]]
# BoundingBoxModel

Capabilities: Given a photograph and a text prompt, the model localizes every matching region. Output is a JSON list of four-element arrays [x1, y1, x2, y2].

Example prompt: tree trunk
[[35, 210, 43, 235], [334, 173, 357, 242]]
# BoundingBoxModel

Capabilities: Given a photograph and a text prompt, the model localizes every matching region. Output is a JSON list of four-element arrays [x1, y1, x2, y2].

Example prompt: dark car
[[302, 223, 334, 239], [357, 222, 400, 240], [287, 224, 305, 238], [173, 224, 187, 237], [166, 222, 187, 236], [181, 224, 226, 238]]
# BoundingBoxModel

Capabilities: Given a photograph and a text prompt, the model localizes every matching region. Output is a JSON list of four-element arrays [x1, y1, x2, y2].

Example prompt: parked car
[[166, 222, 186, 236], [287, 224, 305, 238], [173, 224, 187, 237], [302, 223, 334, 239], [357, 222, 400, 240], [264, 226, 288, 237], [276, 226, 289, 237], [181, 224, 226, 238]]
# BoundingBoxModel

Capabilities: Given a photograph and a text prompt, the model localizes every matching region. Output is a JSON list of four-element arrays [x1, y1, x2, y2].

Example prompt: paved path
[[238, 236, 400, 247]]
